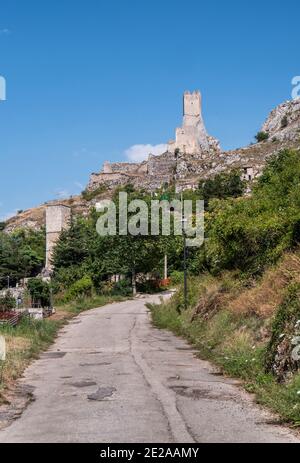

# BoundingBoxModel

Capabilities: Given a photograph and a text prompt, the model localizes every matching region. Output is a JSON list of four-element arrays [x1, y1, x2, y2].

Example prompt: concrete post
[[45, 204, 71, 272]]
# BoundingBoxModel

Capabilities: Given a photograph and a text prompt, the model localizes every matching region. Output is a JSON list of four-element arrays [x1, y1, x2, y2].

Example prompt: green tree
[[0, 291, 16, 312], [198, 170, 246, 209], [204, 149, 300, 275], [27, 278, 51, 308], [255, 131, 269, 143], [0, 229, 45, 288]]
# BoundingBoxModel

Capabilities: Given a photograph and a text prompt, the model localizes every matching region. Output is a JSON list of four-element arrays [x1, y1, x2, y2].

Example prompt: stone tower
[[45, 204, 71, 272], [168, 90, 220, 155]]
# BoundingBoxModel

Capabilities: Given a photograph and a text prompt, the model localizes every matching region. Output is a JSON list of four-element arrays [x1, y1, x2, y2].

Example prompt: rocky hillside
[[4, 190, 111, 233], [262, 99, 300, 142], [4, 98, 300, 232], [87, 98, 300, 193]]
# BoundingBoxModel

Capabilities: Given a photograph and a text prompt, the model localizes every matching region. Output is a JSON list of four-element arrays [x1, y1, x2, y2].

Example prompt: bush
[[81, 185, 107, 201], [137, 279, 161, 294], [281, 116, 288, 128], [112, 279, 132, 296], [255, 131, 269, 143], [198, 170, 246, 209], [0, 291, 16, 312], [170, 271, 184, 285], [27, 278, 51, 308], [204, 150, 300, 276], [66, 276, 93, 301]]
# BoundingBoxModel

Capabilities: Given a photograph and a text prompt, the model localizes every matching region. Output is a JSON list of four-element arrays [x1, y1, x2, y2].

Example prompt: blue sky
[[0, 0, 299, 220]]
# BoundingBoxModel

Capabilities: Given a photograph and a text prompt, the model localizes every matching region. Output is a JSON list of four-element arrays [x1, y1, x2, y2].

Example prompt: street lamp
[[181, 216, 188, 311]]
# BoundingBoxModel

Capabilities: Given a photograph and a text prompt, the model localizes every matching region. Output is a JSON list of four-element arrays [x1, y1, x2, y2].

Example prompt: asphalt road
[[0, 294, 299, 443]]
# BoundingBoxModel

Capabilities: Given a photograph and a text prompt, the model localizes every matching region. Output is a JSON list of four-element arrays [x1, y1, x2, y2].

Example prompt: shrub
[[112, 279, 132, 296], [137, 279, 161, 294], [198, 170, 246, 209], [170, 271, 184, 285], [66, 276, 93, 300], [81, 185, 107, 201], [27, 278, 51, 308], [204, 150, 300, 276], [281, 116, 288, 128], [255, 131, 269, 143], [0, 291, 16, 312]]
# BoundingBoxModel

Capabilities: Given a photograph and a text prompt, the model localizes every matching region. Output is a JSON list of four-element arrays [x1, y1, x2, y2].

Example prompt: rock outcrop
[[262, 99, 300, 142]]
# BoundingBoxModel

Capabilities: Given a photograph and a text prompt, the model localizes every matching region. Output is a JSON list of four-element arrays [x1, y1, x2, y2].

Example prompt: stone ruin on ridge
[[5, 90, 300, 236], [87, 89, 286, 193], [167, 90, 220, 156], [87, 90, 223, 193]]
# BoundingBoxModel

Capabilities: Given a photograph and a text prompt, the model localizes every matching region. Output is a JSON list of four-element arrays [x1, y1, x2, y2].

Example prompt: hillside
[[4, 190, 111, 233], [149, 146, 300, 425], [4, 97, 300, 233]]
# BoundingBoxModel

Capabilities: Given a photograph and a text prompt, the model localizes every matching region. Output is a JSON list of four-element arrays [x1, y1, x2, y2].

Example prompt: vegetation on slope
[[2, 148, 300, 424], [150, 262, 300, 425], [150, 148, 300, 425]]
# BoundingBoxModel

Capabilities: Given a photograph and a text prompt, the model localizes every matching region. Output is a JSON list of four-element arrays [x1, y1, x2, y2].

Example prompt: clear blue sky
[[0, 0, 299, 220]]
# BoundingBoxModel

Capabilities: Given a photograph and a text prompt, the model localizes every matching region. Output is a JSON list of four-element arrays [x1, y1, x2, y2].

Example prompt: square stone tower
[[183, 90, 201, 122], [168, 90, 220, 155], [45, 204, 71, 271]]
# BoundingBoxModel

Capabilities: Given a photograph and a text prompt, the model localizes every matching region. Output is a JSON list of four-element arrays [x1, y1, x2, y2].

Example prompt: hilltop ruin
[[4, 92, 300, 236], [87, 92, 300, 194]]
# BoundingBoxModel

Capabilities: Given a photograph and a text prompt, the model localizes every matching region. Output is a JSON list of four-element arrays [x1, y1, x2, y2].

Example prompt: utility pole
[[49, 285, 54, 313], [164, 254, 168, 281], [183, 227, 187, 310], [181, 193, 188, 310]]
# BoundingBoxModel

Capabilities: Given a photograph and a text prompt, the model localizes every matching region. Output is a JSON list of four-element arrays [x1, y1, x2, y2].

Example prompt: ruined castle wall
[[148, 152, 176, 178], [102, 160, 147, 175], [88, 172, 131, 190], [107, 162, 143, 174], [175, 127, 199, 154]]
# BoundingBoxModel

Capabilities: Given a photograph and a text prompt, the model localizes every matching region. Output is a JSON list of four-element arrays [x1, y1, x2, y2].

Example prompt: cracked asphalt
[[0, 294, 299, 443]]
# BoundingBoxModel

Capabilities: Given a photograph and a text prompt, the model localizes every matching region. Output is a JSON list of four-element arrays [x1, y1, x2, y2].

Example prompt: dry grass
[[228, 253, 300, 317], [190, 272, 242, 322], [6, 336, 31, 353]]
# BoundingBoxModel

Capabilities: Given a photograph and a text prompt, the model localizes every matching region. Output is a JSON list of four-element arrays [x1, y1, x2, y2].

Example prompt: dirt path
[[0, 294, 298, 443]]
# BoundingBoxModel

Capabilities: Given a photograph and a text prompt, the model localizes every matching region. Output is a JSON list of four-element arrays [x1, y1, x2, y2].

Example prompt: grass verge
[[149, 275, 300, 426]]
